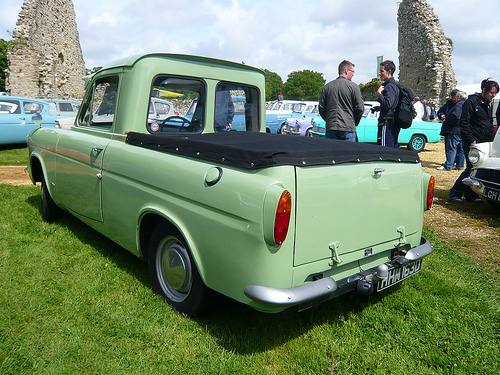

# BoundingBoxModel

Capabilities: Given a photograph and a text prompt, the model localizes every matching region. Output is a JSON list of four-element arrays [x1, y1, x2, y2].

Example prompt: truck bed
[[126, 131, 420, 169]]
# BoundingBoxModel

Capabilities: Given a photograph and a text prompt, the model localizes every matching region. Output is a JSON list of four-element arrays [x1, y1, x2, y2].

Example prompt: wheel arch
[[28, 154, 44, 184], [138, 211, 205, 279]]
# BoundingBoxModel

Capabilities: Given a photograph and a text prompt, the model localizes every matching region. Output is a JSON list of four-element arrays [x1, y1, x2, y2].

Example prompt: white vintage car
[[464, 131, 500, 207]]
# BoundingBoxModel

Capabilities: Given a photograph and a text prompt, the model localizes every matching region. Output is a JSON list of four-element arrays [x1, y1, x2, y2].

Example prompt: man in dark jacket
[[437, 91, 467, 170], [437, 88, 459, 122], [376, 60, 400, 148], [319, 60, 364, 141], [448, 79, 499, 202]]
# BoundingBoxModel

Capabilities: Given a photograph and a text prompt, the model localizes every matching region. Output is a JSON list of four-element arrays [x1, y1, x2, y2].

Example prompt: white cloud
[[2, 0, 500, 90]]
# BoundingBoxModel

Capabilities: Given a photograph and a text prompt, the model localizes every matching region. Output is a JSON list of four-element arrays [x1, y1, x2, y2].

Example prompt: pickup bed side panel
[[100, 141, 298, 302]]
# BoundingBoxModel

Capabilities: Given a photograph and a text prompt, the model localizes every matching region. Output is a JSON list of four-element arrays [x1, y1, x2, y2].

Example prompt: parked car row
[[302, 101, 441, 152], [0, 96, 79, 145], [266, 100, 318, 134]]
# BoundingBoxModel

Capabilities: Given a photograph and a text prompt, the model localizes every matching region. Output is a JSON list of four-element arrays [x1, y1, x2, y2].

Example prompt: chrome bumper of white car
[[244, 237, 433, 310]]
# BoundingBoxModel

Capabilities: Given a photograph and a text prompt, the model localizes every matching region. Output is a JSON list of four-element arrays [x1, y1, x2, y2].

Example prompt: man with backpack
[[376, 60, 400, 148]]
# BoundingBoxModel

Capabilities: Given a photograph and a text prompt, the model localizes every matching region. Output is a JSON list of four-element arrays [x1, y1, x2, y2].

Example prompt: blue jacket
[[440, 99, 464, 136]]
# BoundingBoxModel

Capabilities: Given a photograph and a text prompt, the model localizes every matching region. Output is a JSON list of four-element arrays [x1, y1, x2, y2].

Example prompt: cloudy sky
[[1, 0, 499, 88]]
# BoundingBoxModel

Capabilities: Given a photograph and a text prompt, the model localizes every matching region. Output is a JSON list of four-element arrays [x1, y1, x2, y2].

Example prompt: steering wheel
[[161, 116, 191, 130]]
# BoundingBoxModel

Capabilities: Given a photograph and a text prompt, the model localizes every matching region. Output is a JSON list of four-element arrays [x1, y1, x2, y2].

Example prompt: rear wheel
[[407, 134, 426, 151], [148, 224, 210, 316], [41, 178, 62, 222]]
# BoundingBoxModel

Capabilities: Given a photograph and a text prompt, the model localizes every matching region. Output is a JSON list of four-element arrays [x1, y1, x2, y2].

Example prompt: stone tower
[[398, 0, 456, 107], [6, 0, 86, 99]]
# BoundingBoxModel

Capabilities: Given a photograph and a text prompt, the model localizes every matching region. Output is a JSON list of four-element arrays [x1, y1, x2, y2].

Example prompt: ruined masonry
[[7, 0, 86, 99], [398, 0, 456, 107]]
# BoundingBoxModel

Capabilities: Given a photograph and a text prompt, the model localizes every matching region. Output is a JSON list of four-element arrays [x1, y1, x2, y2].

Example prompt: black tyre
[[41, 178, 62, 222], [407, 134, 426, 151], [305, 128, 312, 137], [279, 123, 286, 134], [148, 224, 210, 316]]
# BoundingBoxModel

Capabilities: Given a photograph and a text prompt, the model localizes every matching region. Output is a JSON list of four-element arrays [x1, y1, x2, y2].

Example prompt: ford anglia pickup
[[27, 53, 434, 316]]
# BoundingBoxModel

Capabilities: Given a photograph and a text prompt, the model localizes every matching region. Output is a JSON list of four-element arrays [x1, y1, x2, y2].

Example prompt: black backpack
[[394, 84, 416, 129]]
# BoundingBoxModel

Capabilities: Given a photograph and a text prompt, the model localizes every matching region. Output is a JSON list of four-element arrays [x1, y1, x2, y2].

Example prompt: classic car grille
[[474, 168, 500, 188]]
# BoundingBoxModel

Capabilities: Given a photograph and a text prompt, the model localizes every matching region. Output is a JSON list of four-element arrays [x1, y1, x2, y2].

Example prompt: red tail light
[[274, 190, 291, 244], [427, 176, 435, 210]]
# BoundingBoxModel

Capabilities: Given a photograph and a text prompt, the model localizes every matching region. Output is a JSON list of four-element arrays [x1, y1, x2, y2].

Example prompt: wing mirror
[[31, 113, 43, 126]]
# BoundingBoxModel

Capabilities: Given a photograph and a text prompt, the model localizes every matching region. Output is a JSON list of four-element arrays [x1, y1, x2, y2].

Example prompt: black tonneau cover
[[126, 131, 420, 169]]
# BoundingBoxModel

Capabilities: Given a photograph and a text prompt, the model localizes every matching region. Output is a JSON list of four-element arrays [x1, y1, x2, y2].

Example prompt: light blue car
[[309, 101, 441, 151], [0, 96, 70, 145]]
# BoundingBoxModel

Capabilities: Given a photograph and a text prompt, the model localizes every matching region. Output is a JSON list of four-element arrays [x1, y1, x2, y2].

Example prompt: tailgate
[[293, 161, 423, 266]]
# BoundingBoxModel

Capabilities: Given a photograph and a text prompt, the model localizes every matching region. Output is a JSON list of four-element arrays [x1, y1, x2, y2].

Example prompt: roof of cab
[[99, 53, 263, 75]]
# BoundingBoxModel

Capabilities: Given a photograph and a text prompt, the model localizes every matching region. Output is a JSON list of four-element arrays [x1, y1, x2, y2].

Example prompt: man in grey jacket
[[319, 60, 364, 141]]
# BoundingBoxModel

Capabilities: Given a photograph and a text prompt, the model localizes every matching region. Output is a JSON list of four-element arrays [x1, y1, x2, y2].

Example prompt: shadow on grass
[[26, 191, 400, 354], [0, 143, 27, 151], [26, 193, 151, 288], [433, 187, 500, 229]]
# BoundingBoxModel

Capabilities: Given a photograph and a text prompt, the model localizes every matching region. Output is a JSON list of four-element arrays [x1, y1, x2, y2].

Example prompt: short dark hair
[[380, 60, 396, 75], [450, 88, 459, 97], [481, 78, 499, 93], [338, 60, 354, 75]]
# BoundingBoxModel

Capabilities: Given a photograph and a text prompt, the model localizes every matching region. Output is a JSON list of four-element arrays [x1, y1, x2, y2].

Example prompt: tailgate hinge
[[394, 226, 407, 247], [329, 242, 343, 266]]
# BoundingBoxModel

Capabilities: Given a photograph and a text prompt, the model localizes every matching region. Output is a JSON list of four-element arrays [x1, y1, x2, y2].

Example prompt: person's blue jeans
[[448, 143, 480, 201], [443, 134, 465, 169], [325, 130, 357, 142]]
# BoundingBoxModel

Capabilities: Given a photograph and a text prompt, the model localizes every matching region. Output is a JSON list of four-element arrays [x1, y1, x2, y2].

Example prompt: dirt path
[[0, 165, 33, 186]]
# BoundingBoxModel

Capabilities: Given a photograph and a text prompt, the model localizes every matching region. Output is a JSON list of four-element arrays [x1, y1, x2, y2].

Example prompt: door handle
[[91, 146, 104, 153]]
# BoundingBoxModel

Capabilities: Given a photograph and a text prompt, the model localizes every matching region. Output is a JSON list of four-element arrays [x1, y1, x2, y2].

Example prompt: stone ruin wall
[[398, 0, 456, 108], [6, 0, 86, 99]]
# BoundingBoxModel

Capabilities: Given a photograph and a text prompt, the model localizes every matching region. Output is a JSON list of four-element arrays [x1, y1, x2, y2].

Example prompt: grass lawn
[[0, 144, 29, 166], [1, 184, 499, 374]]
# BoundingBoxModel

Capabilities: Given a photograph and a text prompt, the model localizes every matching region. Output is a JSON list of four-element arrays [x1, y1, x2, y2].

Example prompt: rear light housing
[[274, 190, 291, 244], [426, 176, 435, 210]]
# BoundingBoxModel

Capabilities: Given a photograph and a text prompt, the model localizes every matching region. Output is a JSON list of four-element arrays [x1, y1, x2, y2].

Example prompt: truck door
[[55, 76, 118, 221]]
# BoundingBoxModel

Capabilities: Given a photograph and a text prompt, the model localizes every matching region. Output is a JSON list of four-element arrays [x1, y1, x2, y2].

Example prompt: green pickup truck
[[27, 53, 435, 316]]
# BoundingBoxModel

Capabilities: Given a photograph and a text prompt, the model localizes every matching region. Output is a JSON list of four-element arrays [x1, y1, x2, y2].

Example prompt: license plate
[[376, 259, 422, 292], [484, 187, 500, 203]]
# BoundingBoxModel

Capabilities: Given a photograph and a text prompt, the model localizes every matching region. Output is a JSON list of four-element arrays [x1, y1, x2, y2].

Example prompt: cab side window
[[148, 76, 205, 133], [215, 82, 260, 132], [79, 76, 119, 130]]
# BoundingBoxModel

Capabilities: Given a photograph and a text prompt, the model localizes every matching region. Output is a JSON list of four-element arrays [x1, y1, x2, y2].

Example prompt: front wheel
[[407, 134, 426, 151], [148, 224, 210, 316]]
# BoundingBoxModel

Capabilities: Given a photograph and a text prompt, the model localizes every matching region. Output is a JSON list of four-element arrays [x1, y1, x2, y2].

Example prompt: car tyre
[[279, 123, 286, 134], [41, 178, 62, 222], [305, 128, 312, 137], [148, 224, 211, 316], [407, 134, 426, 151]]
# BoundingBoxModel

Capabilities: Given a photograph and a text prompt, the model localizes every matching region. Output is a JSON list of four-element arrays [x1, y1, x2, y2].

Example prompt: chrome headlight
[[468, 147, 483, 165]]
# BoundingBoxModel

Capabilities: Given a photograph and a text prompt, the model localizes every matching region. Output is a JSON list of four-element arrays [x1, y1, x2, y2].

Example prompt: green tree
[[0, 39, 12, 92], [263, 69, 283, 102], [282, 70, 325, 101], [86, 66, 102, 75], [360, 78, 381, 101]]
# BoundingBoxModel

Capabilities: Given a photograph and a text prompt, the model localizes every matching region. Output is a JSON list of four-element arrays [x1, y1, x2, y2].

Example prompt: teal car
[[310, 101, 441, 151], [0, 96, 71, 145], [27, 54, 434, 316]]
